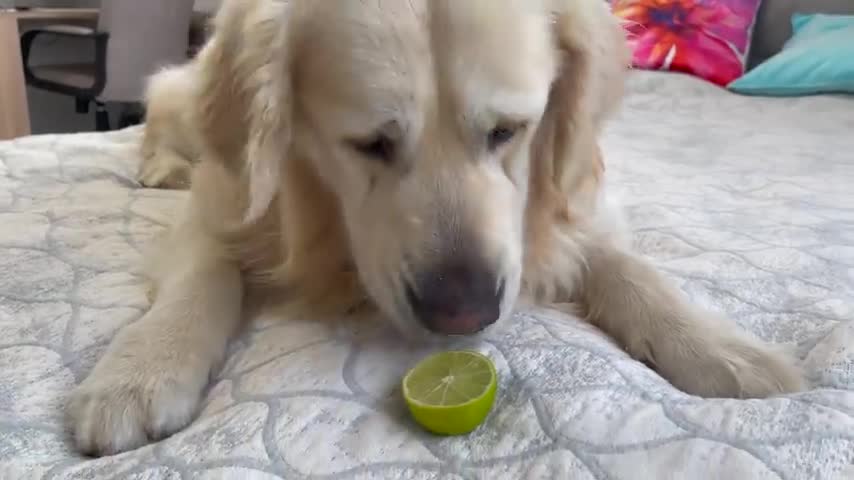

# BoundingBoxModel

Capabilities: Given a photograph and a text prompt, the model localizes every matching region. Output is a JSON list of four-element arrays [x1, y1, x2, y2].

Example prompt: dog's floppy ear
[[194, 0, 293, 223], [529, 1, 628, 212]]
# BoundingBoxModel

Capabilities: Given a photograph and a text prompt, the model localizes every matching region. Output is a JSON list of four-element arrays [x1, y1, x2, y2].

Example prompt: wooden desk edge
[[0, 8, 99, 20]]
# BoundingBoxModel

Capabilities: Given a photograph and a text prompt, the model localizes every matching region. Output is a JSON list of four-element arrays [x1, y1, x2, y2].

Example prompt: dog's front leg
[[580, 241, 805, 398], [67, 228, 243, 456]]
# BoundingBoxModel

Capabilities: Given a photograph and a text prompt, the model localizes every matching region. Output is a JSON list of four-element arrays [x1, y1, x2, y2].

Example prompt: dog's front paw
[[67, 356, 206, 456], [650, 327, 805, 399], [136, 151, 192, 189], [714, 335, 805, 398]]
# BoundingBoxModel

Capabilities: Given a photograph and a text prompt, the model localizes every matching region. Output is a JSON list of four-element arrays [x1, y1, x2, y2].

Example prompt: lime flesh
[[402, 350, 497, 435]]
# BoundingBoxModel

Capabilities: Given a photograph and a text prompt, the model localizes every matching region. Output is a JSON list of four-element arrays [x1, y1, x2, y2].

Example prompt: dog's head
[[198, 0, 627, 337]]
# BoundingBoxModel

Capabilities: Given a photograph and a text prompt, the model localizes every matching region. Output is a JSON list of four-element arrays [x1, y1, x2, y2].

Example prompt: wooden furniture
[[0, 8, 98, 140]]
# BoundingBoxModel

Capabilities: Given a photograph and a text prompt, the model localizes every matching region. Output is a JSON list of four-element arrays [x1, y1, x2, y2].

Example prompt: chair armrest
[[20, 25, 110, 97], [35, 25, 97, 36], [21, 25, 109, 63]]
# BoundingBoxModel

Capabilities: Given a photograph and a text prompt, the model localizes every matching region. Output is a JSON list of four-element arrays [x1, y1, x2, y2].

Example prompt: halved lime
[[402, 350, 498, 435]]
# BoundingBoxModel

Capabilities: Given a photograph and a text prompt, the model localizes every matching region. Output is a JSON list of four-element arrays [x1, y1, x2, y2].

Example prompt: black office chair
[[20, 0, 194, 131], [21, 25, 112, 130]]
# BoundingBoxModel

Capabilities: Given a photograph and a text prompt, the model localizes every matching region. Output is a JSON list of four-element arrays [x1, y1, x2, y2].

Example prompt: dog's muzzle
[[405, 260, 504, 335]]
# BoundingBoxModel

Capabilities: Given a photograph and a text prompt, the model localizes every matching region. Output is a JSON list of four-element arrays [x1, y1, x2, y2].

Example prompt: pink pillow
[[611, 0, 763, 86]]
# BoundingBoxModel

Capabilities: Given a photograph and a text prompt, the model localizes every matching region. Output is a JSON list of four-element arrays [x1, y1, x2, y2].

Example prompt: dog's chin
[[382, 309, 511, 345], [399, 322, 496, 346]]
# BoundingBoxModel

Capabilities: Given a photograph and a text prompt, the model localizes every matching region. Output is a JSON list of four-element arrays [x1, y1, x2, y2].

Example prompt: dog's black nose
[[406, 261, 504, 335]]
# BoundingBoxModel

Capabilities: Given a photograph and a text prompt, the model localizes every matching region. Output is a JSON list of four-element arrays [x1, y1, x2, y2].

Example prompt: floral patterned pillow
[[610, 0, 763, 86]]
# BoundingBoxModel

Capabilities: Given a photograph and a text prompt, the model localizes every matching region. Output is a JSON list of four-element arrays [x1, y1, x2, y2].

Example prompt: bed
[[2, 70, 853, 479]]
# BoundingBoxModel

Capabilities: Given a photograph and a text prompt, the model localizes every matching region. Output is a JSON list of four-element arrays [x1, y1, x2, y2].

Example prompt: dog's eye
[[487, 124, 520, 151], [350, 134, 395, 163]]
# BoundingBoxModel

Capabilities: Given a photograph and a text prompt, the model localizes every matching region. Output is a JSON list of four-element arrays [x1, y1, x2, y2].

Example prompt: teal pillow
[[728, 13, 854, 96]]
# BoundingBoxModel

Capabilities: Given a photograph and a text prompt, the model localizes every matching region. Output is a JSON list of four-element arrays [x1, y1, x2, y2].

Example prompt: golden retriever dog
[[69, 0, 805, 456]]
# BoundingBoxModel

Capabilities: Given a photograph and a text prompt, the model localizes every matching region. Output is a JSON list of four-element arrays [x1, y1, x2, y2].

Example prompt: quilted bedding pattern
[[1, 71, 854, 479]]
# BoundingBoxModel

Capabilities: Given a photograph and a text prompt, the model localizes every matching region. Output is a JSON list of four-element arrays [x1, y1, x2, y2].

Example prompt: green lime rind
[[402, 350, 498, 435]]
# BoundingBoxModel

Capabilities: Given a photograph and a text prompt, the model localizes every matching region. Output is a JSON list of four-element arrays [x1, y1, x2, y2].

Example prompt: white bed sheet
[[1, 71, 853, 479]]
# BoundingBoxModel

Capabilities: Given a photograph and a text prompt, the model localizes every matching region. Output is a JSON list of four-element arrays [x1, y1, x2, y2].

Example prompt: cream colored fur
[[137, 64, 201, 189], [72, 0, 805, 456]]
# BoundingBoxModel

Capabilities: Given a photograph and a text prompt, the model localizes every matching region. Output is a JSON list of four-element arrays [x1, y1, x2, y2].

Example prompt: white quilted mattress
[[2, 71, 854, 479]]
